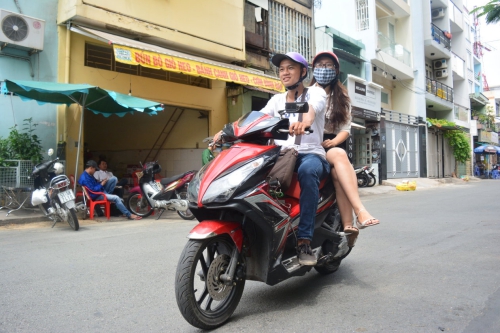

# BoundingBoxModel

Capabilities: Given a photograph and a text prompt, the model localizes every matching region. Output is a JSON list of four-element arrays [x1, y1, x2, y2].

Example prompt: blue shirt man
[[78, 160, 141, 220]]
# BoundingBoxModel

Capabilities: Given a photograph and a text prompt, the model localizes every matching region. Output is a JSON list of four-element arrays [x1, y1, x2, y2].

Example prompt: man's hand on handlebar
[[289, 121, 308, 137]]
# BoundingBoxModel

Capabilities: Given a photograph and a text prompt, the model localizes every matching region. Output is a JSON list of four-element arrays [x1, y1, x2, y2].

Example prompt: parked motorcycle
[[355, 165, 370, 187], [174, 103, 352, 329], [126, 161, 195, 220], [30, 149, 80, 230], [366, 166, 377, 187]]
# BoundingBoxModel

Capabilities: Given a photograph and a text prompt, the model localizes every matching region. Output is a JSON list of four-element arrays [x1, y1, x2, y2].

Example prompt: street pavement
[[0, 178, 499, 333], [0, 176, 478, 226]]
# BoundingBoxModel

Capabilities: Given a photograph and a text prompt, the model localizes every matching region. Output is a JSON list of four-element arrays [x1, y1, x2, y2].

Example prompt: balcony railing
[[377, 32, 411, 66], [431, 23, 451, 50], [449, 0, 463, 29], [426, 77, 454, 102]]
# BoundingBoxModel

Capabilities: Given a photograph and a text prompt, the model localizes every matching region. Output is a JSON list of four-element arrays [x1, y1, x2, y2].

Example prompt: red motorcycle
[[126, 161, 196, 220], [174, 103, 352, 329]]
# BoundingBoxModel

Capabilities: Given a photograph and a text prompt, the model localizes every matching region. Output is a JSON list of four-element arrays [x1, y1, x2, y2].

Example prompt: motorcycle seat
[[159, 170, 196, 185], [160, 173, 185, 185], [284, 172, 328, 200]]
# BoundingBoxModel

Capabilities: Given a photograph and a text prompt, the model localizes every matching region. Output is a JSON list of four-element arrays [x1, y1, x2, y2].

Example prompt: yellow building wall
[[58, 31, 228, 178], [57, 0, 245, 62]]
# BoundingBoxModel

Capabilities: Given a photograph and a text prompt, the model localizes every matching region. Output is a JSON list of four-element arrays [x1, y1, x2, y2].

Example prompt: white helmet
[[53, 162, 64, 175]]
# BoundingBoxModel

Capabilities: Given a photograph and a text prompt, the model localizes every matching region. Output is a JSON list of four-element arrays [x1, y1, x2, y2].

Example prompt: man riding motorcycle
[[216, 52, 328, 265]]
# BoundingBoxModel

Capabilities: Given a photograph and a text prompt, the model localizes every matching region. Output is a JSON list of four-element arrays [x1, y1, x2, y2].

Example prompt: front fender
[[188, 220, 243, 252]]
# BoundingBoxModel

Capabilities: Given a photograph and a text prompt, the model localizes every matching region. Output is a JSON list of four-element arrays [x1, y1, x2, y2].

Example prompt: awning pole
[[74, 99, 86, 193]]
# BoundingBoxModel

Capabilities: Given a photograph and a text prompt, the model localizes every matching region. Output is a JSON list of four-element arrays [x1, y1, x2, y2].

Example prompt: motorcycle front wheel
[[176, 190, 195, 220], [367, 174, 377, 187], [126, 193, 154, 218], [357, 173, 369, 187], [175, 236, 245, 330]]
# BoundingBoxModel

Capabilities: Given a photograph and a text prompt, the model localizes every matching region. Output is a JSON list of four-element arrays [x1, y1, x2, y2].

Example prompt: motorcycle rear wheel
[[367, 174, 377, 187], [66, 208, 80, 231], [126, 193, 154, 218], [315, 205, 343, 275], [176, 190, 195, 220], [175, 236, 245, 330], [357, 173, 369, 187]]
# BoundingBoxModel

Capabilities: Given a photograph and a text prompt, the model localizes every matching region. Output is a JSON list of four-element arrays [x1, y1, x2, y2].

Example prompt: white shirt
[[94, 170, 114, 182], [260, 85, 327, 157]]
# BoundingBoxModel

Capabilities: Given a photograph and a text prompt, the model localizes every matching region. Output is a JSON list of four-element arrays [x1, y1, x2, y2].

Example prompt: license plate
[[58, 190, 75, 204]]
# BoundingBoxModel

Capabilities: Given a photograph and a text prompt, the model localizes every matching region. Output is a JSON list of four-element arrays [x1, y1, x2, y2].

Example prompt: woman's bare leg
[[331, 167, 354, 229], [326, 148, 379, 226]]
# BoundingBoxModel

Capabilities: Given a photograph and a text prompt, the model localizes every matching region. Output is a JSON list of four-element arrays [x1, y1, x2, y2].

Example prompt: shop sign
[[351, 106, 381, 121], [347, 75, 382, 118], [113, 45, 285, 93], [479, 130, 492, 143]]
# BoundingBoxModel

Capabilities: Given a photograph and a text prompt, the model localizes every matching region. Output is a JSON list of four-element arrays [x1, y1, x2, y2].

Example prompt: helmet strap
[[285, 74, 306, 91]]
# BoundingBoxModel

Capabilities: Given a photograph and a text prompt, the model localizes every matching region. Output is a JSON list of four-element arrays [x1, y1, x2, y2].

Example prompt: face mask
[[313, 67, 336, 85]]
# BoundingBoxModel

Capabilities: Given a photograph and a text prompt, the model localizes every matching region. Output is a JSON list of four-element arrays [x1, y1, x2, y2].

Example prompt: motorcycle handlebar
[[277, 128, 313, 134]]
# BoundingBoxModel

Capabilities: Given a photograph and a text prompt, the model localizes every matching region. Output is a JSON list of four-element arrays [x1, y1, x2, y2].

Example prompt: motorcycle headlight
[[187, 163, 209, 203], [202, 157, 265, 205]]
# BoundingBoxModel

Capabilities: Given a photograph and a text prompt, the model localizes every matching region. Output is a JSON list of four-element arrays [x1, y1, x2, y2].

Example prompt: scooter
[[354, 165, 370, 187], [126, 161, 195, 220], [174, 103, 352, 329], [30, 149, 80, 230]]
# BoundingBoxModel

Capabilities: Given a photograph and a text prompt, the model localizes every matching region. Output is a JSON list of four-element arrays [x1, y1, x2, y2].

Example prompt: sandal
[[128, 215, 142, 220], [355, 209, 379, 229]]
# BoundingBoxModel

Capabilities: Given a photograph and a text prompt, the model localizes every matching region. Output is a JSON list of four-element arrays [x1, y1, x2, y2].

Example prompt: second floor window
[[356, 0, 369, 31], [269, 1, 313, 62]]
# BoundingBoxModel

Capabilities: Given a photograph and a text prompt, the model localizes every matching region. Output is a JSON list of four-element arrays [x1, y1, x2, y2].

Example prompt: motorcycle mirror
[[285, 102, 308, 114], [47, 148, 54, 156]]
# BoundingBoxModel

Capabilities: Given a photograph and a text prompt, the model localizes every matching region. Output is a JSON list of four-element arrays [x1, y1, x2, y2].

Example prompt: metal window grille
[[356, 0, 369, 31], [269, 1, 312, 62], [84, 43, 210, 89]]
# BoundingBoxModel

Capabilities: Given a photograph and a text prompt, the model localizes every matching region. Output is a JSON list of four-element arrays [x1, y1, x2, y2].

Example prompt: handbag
[[268, 147, 298, 191]]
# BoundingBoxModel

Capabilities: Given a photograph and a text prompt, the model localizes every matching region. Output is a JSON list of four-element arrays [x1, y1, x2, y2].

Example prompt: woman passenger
[[310, 51, 379, 244]]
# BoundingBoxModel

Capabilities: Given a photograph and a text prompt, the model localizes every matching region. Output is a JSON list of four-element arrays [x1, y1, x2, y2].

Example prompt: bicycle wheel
[[126, 193, 154, 217]]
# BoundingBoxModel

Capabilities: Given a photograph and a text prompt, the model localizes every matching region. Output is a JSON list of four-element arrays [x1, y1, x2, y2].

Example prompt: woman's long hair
[[310, 69, 351, 129]]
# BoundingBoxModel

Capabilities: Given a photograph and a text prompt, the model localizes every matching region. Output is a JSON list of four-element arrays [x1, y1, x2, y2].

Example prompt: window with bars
[[355, 0, 369, 31], [84, 43, 210, 89], [268, 1, 313, 62]]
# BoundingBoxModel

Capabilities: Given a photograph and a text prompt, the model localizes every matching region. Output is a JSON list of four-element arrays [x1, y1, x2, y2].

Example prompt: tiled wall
[[89, 149, 204, 182]]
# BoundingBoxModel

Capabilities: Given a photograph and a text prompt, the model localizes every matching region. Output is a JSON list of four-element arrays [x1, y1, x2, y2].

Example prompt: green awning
[[4, 79, 164, 190], [5, 80, 163, 117]]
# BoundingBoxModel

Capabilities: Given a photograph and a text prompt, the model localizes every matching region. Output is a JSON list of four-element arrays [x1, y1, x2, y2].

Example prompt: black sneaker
[[297, 243, 317, 266]]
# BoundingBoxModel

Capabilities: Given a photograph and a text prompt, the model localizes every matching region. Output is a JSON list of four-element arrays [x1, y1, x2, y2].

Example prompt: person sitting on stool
[[94, 159, 128, 198]]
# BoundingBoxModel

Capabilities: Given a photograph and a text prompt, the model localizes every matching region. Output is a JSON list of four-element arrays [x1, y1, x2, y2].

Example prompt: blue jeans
[[103, 176, 118, 194], [97, 193, 132, 218], [295, 153, 330, 241]]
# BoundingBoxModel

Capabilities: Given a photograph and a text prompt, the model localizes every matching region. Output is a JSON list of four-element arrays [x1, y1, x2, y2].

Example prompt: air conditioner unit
[[435, 69, 449, 79], [433, 59, 448, 69], [432, 8, 445, 19], [0, 9, 45, 52]]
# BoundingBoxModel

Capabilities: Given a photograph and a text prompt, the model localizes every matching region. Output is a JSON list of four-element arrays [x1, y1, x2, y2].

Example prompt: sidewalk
[[0, 177, 480, 226]]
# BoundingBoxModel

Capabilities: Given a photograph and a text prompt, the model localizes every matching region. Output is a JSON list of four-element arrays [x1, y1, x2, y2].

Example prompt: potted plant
[[471, 110, 479, 120], [0, 118, 43, 168]]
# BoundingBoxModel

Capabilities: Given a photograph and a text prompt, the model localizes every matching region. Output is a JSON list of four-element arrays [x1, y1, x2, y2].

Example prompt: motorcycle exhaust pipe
[[76, 203, 87, 211], [153, 199, 189, 211], [170, 199, 189, 211]]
